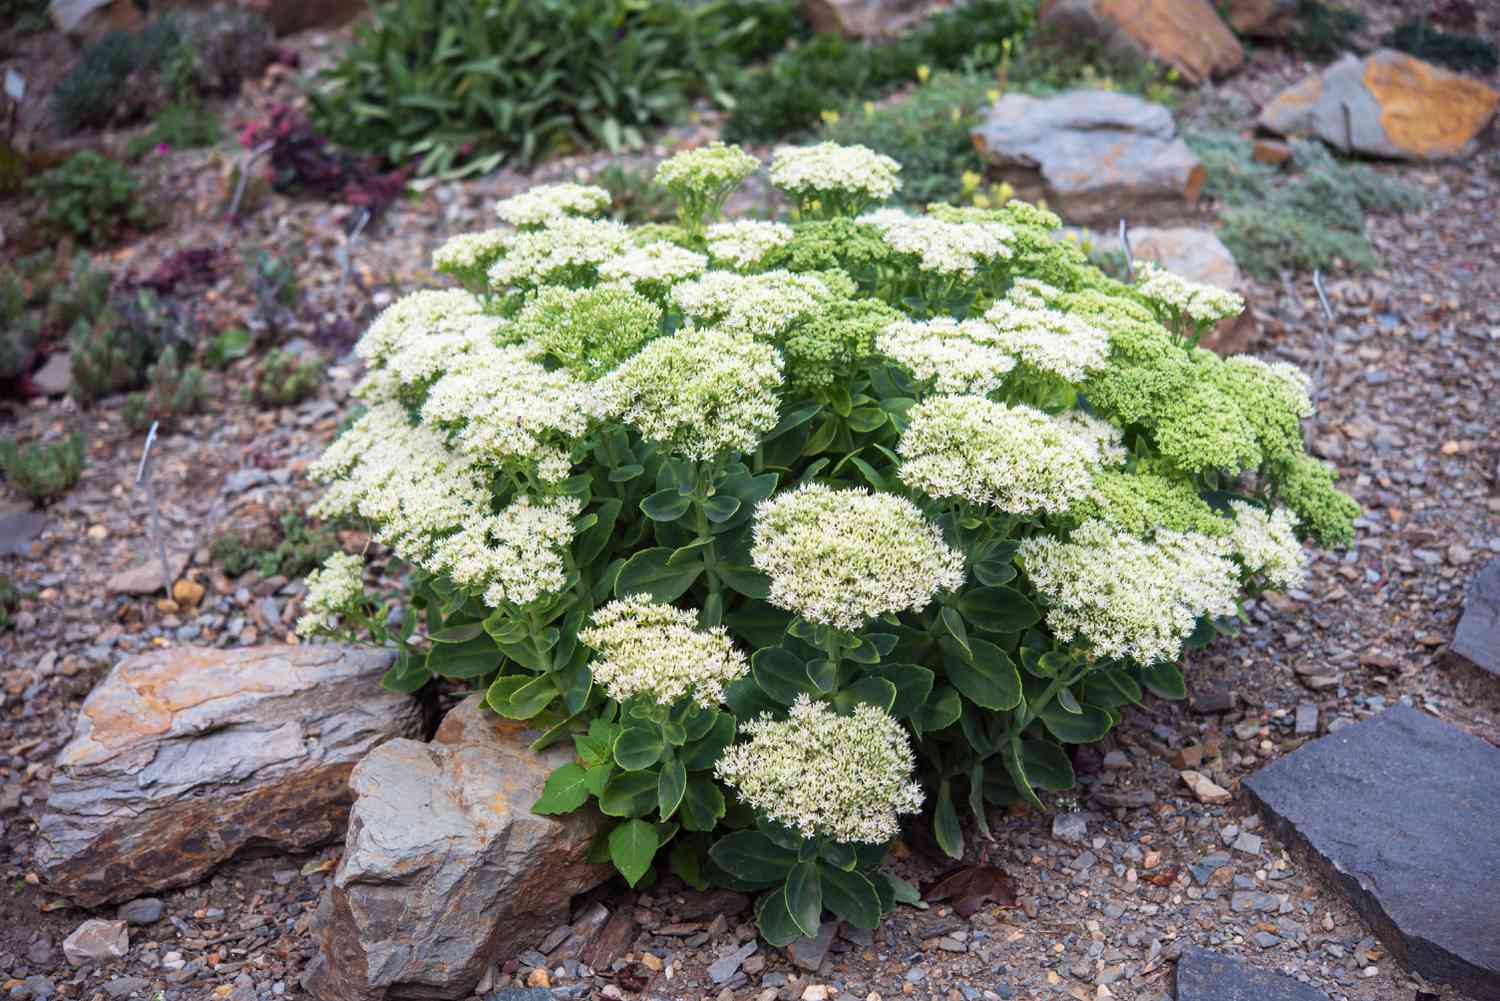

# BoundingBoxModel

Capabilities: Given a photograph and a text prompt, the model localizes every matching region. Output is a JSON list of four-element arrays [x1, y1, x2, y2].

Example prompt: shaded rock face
[[304, 696, 610, 1001], [1037, 0, 1243, 85], [49, 0, 142, 38], [1176, 945, 1332, 1000], [801, 0, 933, 38], [1127, 226, 1254, 354], [1452, 556, 1499, 677], [972, 90, 1204, 225], [1225, 0, 1296, 36], [1244, 706, 1500, 1001], [1260, 50, 1500, 161], [36, 645, 419, 907]]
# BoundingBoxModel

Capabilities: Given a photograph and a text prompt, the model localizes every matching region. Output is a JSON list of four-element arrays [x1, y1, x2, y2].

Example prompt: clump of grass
[[1, 432, 85, 504], [210, 512, 344, 579], [1186, 131, 1422, 278], [1385, 19, 1497, 73], [1286, 0, 1364, 60]]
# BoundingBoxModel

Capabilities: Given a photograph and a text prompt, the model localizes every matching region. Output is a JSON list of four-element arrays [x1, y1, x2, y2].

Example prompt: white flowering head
[[715, 695, 924, 843], [598, 241, 708, 300], [671, 270, 829, 339], [431, 229, 512, 282], [751, 483, 965, 630], [858, 210, 1013, 279], [706, 220, 793, 271], [1136, 261, 1245, 327], [495, 182, 610, 228], [769, 142, 901, 217], [1227, 500, 1307, 591], [1019, 519, 1239, 666], [512, 284, 662, 379], [356, 289, 487, 369], [429, 494, 583, 609], [898, 396, 1114, 515], [580, 596, 749, 708], [295, 552, 365, 636], [983, 291, 1110, 383], [655, 142, 760, 230], [488, 217, 631, 293], [877, 317, 1016, 394], [601, 327, 783, 460]]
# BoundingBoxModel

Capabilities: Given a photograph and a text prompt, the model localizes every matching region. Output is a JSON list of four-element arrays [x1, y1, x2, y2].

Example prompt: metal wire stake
[[1119, 218, 1134, 282], [135, 422, 172, 595], [1312, 270, 1335, 400], [227, 141, 274, 221]]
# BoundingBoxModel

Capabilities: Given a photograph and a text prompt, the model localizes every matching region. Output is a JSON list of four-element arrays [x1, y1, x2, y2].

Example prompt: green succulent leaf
[[609, 818, 659, 887]]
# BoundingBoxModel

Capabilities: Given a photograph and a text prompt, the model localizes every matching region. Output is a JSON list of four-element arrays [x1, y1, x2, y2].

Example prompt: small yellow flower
[[820, 109, 840, 126], [916, 64, 930, 83], [992, 181, 1015, 204], [960, 171, 982, 193], [987, 88, 1001, 103], [972, 192, 991, 208], [863, 101, 876, 120]]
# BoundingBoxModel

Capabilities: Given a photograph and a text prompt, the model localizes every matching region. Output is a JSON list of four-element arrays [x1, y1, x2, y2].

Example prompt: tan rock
[[1260, 50, 1500, 161], [171, 577, 205, 609], [48, 0, 142, 38], [1181, 769, 1233, 805], [1126, 226, 1255, 354], [1225, 0, 1296, 36], [1251, 138, 1294, 166], [1038, 0, 1243, 85], [62, 919, 128, 966], [801, 0, 934, 38]]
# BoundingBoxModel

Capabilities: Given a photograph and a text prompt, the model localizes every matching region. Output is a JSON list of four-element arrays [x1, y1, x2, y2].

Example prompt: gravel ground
[[2, 10, 1499, 1001]]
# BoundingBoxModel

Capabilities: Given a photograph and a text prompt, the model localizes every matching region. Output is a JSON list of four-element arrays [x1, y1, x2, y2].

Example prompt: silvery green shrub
[[299, 140, 1358, 942]]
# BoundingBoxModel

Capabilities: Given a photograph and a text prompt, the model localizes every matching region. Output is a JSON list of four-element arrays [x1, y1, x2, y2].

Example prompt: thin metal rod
[[1312, 270, 1334, 400], [135, 422, 172, 595], [1119, 219, 1134, 282]]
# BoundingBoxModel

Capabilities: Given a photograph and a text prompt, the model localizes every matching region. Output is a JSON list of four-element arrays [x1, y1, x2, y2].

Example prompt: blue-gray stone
[[1453, 557, 1499, 677], [486, 990, 554, 1001], [1244, 705, 1500, 1001], [1175, 946, 1329, 1000]]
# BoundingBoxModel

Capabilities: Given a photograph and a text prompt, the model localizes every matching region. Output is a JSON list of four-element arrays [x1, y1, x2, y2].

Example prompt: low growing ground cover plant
[[299, 142, 1358, 942]]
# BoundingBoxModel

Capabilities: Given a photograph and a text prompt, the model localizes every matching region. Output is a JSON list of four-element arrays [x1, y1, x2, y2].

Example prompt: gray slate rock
[[971, 90, 1204, 224], [1453, 556, 1499, 677], [1176, 945, 1331, 1000], [1244, 705, 1500, 1001], [30, 352, 71, 396], [304, 696, 609, 1001], [103, 977, 152, 999], [486, 991, 556, 1001], [789, 921, 839, 972], [0, 503, 46, 558], [62, 919, 128, 966], [36, 645, 420, 907], [708, 941, 758, 985], [117, 898, 164, 926]]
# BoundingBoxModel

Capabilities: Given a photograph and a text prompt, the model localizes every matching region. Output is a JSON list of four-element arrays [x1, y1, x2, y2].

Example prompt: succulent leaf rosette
[[300, 142, 1356, 942]]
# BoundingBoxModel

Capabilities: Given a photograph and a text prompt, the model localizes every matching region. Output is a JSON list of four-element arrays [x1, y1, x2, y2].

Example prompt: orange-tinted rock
[[1252, 138, 1295, 166], [1038, 0, 1244, 85], [1260, 50, 1499, 161], [1226, 0, 1296, 36], [304, 696, 609, 1001], [36, 645, 419, 907]]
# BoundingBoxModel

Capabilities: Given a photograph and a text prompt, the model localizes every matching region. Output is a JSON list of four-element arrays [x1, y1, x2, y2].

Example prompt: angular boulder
[[801, 0, 933, 38], [1452, 556, 1499, 677], [972, 90, 1204, 224], [304, 696, 610, 1001], [1127, 226, 1254, 354], [1176, 945, 1332, 1000], [1244, 706, 1500, 1001], [1225, 0, 1297, 36], [36, 645, 419, 907], [1259, 50, 1500, 161], [1037, 0, 1243, 85]]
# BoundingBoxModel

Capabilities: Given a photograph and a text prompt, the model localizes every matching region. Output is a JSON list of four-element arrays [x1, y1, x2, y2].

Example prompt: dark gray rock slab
[[1453, 556, 1499, 676], [0, 502, 45, 557], [1176, 945, 1332, 1000], [1244, 705, 1500, 1001]]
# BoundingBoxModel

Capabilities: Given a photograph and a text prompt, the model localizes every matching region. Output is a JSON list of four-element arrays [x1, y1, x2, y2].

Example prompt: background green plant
[[1, 432, 85, 504], [25, 152, 156, 247], [211, 512, 344, 579], [250, 349, 323, 407], [1384, 18, 1498, 72], [1284, 0, 1364, 59]]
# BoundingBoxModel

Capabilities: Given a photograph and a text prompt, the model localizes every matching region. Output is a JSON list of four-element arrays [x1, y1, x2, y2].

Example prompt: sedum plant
[[298, 142, 1358, 942]]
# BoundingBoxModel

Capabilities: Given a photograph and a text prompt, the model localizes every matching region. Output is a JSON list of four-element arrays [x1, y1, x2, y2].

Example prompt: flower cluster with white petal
[[1136, 261, 1246, 326], [898, 396, 1115, 514], [858, 209, 1013, 278], [716, 694, 924, 843], [706, 220, 794, 270], [671, 270, 828, 339], [983, 290, 1110, 382], [877, 316, 1016, 394], [431, 229, 512, 275], [1019, 519, 1239, 666], [751, 483, 965, 630], [431, 494, 582, 609], [599, 241, 708, 296], [655, 142, 760, 197], [494, 182, 610, 228], [580, 596, 749, 708], [601, 327, 783, 460], [488, 217, 631, 292], [356, 289, 487, 370], [769, 142, 901, 203], [295, 552, 365, 636], [1227, 500, 1307, 590]]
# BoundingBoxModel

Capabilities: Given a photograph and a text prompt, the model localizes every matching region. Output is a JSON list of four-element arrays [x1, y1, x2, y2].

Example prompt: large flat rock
[[36, 645, 420, 907], [1038, 0, 1243, 85], [1175, 946, 1331, 1000], [1244, 706, 1500, 1001], [1260, 50, 1499, 161], [1453, 556, 1499, 676], [303, 696, 609, 1001], [972, 91, 1204, 225]]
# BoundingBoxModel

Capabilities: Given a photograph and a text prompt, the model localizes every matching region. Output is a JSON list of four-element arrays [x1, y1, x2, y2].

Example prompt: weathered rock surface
[[304, 695, 609, 1001], [1453, 556, 1499, 676], [1244, 706, 1500, 1001], [48, 0, 141, 37], [30, 353, 71, 397], [801, 0, 933, 38], [1175, 945, 1332, 1000], [0, 502, 46, 558], [972, 90, 1204, 225], [1127, 226, 1255, 354], [62, 920, 128, 968], [1037, 0, 1243, 85], [1224, 0, 1296, 36], [1259, 50, 1500, 161], [36, 645, 418, 907]]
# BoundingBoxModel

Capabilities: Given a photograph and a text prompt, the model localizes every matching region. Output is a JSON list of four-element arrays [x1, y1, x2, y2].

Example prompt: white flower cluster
[[488, 217, 631, 292], [1136, 261, 1246, 325], [1019, 519, 1239, 666], [655, 142, 760, 196], [769, 142, 901, 203], [580, 596, 749, 708], [859, 209, 1013, 278], [751, 483, 965, 630], [1227, 500, 1307, 590], [898, 396, 1115, 515], [715, 694, 924, 844], [430, 494, 583, 609], [602, 327, 783, 460], [431, 229, 512, 275], [494, 182, 610, 228], [356, 289, 487, 370], [1226, 355, 1315, 417], [877, 316, 1016, 394], [706, 221, 793, 270], [295, 552, 365, 636], [671, 270, 828, 339], [599, 242, 708, 295], [982, 288, 1111, 382], [1055, 410, 1128, 468]]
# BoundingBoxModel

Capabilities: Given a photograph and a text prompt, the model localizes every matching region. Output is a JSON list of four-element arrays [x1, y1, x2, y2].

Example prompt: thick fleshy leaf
[[1138, 661, 1187, 699], [679, 778, 726, 831], [599, 770, 658, 818], [755, 885, 803, 947], [819, 864, 881, 929], [532, 763, 590, 814], [609, 819, 659, 887], [1039, 703, 1113, 744], [831, 677, 897, 714], [956, 585, 1039, 633], [861, 663, 934, 719], [615, 547, 702, 602], [939, 637, 1023, 711], [710, 830, 798, 883], [753, 646, 816, 705], [934, 780, 964, 859], [641, 488, 692, 522], [614, 723, 666, 770], [657, 759, 687, 820], [785, 861, 823, 937], [680, 712, 735, 770], [912, 685, 962, 734]]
